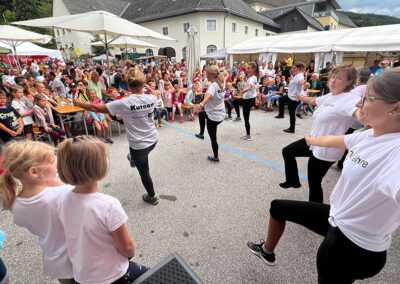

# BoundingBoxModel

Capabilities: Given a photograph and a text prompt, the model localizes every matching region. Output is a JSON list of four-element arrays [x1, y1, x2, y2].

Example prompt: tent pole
[[12, 44, 21, 72], [104, 31, 111, 86]]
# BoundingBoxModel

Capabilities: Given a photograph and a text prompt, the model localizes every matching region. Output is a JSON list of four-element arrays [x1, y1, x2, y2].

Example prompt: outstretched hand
[[193, 104, 202, 113]]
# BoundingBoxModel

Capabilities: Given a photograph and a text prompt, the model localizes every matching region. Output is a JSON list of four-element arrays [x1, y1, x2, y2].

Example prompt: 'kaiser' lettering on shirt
[[130, 103, 155, 111], [348, 150, 368, 168]]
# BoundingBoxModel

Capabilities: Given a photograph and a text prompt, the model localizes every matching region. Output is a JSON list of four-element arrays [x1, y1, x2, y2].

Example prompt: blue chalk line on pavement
[[250, 117, 310, 134], [165, 123, 308, 181]]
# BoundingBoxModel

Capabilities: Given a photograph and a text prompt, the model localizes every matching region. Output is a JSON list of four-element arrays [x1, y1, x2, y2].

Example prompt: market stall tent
[[227, 24, 400, 69]]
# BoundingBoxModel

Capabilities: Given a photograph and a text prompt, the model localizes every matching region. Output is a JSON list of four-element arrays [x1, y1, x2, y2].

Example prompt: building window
[[291, 16, 298, 23], [145, 49, 154, 57], [255, 29, 259, 37], [182, 46, 187, 61], [56, 30, 60, 36], [183, 22, 190, 33], [162, 26, 168, 36], [206, 19, 217, 31], [266, 33, 271, 36], [206, 44, 217, 54], [132, 48, 137, 53], [245, 25, 249, 35], [232, 22, 237, 33], [62, 29, 65, 35]]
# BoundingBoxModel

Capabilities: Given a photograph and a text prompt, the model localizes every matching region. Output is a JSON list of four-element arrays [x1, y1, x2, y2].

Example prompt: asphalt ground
[[0, 108, 399, 283]]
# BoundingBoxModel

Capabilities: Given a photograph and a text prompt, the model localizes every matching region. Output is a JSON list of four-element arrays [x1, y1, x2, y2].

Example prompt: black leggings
[[278, 95, 300, 131], [233, 98, 255, 135], [282, 138, 334, 202], [270, 200, 387, 284], [198, 111, 222, 159], [129, 142, 157, 197]]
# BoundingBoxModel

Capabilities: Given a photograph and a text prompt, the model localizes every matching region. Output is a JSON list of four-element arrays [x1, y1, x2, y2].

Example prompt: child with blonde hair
[[183, 83, 198, 121], [10, 85, 34, 140], [87, 89, 113, 144], [0, 141, 74, 283], [57, 136, 149, 283]]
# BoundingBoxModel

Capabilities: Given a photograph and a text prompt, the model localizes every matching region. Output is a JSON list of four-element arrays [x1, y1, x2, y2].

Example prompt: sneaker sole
[[248, 248, 277, 266]]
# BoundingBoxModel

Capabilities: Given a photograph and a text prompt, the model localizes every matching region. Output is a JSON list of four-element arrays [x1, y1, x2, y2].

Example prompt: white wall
[[247, 2, 276, 12], [136, 12, 276, 61], [53, 0, 95, 57]]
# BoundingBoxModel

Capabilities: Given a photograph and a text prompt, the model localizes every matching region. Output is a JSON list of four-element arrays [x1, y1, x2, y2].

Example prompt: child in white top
[[0, 141, 74, 283], [296, 82, 313, 117], [57, 136, 149, 284], [10, 85, 34, 140]]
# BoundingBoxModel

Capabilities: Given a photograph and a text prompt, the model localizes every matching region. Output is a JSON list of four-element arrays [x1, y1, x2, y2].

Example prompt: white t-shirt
[[50, 78, 66, 98], [156, 97, 164, 108], [204, 82, 225, 122], [11, 100, 34, 125], [288, 73, 304, 101], [12, 185, 74, 279], [310, 92, 359, 161], [265, 68, 275, 78], [329, 129, 400, 252], [260, 66, 268, 77], [243, 76, 258, 99], [107, 94, 158, 150], [58, 191, 129, 284]]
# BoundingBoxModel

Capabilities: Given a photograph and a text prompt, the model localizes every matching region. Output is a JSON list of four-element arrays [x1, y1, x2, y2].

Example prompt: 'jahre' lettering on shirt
[[130, 102, 155, 111], [348, 150, 368, 168]]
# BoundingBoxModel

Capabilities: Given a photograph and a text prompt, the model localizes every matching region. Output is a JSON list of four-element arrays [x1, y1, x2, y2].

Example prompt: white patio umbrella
[[13, 10, 175, 81], [0, 25, 52, 70], [186, 26, 200, 80]]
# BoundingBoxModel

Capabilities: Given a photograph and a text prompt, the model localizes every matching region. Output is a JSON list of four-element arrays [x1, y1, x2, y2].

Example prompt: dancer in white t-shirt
[[232, 62, 260, 141], [248, 68, 400, 283], [194, 65, 226, 162], [280, 65, 360, 203], [74, 68, 159, 205], [0, 141, 74, 284]]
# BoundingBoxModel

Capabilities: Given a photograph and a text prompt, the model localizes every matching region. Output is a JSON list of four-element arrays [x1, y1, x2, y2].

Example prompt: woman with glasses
[[248, 68, 400, 284], [280, 65, 360, 204]]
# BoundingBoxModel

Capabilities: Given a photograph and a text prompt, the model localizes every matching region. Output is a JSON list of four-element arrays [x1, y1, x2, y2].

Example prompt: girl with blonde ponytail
[[193, 65, 226, 162], [0, 140, 74, 283]]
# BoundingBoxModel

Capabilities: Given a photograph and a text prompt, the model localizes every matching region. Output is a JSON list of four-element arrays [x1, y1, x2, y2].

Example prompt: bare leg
[[102, 120, 110, 139], [94, 121, 102, 138], [264, 215, 286, 252], [26, 133, 33, 140]]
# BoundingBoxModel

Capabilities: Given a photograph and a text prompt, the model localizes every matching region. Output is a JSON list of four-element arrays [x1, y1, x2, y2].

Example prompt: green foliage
[[342, 11, 400, 27], [0, 0, 56, 49]]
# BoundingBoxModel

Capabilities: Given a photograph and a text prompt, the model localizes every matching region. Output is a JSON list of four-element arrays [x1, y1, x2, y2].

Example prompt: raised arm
[[305, 135, 347, 149], [73, 95, 110, 114], [297, 92, 317, 106]]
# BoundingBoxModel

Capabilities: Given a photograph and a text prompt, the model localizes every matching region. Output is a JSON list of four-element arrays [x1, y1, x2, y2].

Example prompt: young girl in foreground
[[0, 141, 74, 283], [57, 136, 148, 284]]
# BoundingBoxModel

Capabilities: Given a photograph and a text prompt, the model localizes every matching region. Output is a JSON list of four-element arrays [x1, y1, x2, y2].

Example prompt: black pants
[[278, 95, 299, 131], [282, 138, 334, 202], [129, 142, 157, 197], [233, 98, 255, 135], [225, 100, 234, 117], [270, 200, 387, 283], [198, 111, 222, 159]]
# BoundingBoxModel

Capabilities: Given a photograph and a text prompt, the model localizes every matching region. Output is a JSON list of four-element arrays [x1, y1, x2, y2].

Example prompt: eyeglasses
[[361, 93, 386, 107]]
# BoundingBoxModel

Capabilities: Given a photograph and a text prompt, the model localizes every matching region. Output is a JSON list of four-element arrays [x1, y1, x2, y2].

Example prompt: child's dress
[[89, 99, 106, 123]]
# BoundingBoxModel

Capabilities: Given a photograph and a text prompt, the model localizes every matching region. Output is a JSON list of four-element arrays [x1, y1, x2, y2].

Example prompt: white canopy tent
[[2, 41, 62, 58], [228, 24, 400, 70], [0, 25, 52, 70]]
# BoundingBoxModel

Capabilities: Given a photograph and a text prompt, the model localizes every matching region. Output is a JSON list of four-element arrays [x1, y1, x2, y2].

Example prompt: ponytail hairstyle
[[249, 62, 260, 80], [126, 67, 145, 93], [0, 141, 54, 210], [207, 65, 224, 90], [57, 135, 108, 186], [9, 84, 23, 98]]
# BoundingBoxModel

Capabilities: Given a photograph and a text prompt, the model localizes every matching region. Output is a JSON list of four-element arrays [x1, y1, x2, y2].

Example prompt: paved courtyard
[[0, 109, 398, 283]]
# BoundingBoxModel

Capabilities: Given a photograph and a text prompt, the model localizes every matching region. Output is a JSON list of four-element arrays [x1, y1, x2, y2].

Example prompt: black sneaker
[[283, 128, 295, 133], [104, 138, 114, 144], [279, 181, 301, 189], [247, 241, 276, 266], [207, 156, 220, 163], [296, 113, 302, 119], [275, 115, 284, 119], [142, 194, 159, 205], [233, 117, 241, 122], [195, 134, 204, 140], [127, 153, 136, 168]]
